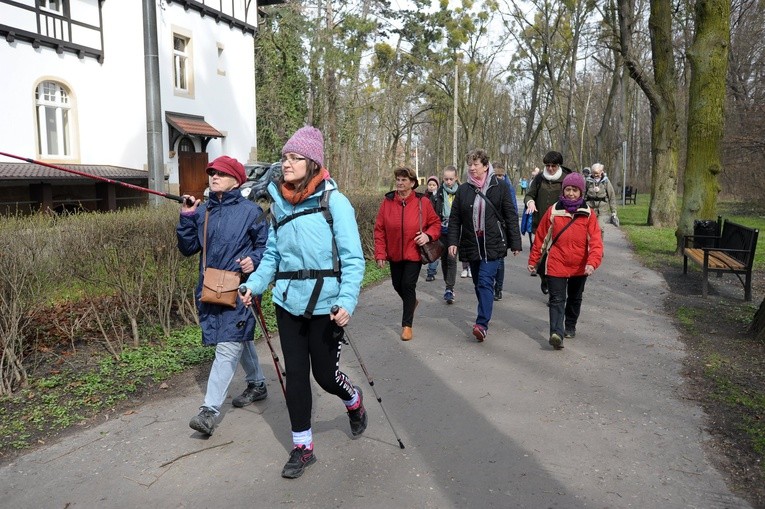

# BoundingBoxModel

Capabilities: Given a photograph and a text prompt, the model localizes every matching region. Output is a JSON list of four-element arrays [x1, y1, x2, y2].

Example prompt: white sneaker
[[460, 269, 468, 278], [467, 268, 472, 277]]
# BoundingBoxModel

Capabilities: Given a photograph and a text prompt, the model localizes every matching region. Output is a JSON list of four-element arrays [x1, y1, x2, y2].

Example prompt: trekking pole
[[0, 151, 194, 205], [239, 286, 286, 398], [331, 305, 405, 449]]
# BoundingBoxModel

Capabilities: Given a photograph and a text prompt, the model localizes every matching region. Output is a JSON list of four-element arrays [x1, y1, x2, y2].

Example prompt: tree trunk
[[750, 297, 765, 342], [618, 0, 680, 227], [675, 0, 730, 251]]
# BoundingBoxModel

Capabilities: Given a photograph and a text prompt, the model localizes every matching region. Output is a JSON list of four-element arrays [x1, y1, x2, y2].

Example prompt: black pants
[[275, 305, 355, 433], [439, 237, 457, 291], [547, 275, 588, 337], [389, 260, 422, 327]]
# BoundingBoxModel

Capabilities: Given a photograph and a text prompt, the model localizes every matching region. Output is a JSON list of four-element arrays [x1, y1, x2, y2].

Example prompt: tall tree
[[254, 5, 309, 161], [618, 0, 680, 227], [676, 0, 731, 249]]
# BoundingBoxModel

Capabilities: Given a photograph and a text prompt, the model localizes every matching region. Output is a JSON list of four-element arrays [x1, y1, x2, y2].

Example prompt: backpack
[[270, 189, 340, 318]]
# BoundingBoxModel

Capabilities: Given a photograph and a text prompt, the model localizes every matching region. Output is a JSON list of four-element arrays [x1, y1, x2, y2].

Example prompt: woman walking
[[447, 149, 522, 342], [177, 155, 269, 437], [374, 167, 441, 341], [527, 172, 603, 350], [240, 126, 367, 479]]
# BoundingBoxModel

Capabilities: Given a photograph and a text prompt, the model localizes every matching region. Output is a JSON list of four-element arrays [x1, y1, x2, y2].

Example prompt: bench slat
[[684, 248, 745, 270]]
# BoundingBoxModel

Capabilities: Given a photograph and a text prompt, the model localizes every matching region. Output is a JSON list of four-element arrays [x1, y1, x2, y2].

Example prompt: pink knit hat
[[207, 156, 246, 186], [282, 126, 324, 167], [561, 172, 586, 195]]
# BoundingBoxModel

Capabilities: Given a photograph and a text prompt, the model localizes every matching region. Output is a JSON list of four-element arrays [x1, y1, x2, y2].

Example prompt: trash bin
[[693, 219, 719, 248]]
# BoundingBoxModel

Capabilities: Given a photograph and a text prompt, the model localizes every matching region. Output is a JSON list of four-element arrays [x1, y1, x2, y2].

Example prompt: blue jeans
[[469, 259, 502, 329], [427, 260, 439, 277], [203, 340, 266, 415]]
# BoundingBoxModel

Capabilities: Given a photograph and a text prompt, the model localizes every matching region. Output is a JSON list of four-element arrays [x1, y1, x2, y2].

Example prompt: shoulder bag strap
[[417, 196, 423, 232], [202, 209, 209, 271], [546, 214, 578, 253], [475, 188, 506, 228]]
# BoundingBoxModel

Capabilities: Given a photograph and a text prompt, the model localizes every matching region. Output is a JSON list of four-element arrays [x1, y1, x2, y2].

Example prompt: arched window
[[178, 137, 196, 153], [36, 81, 72, 157]]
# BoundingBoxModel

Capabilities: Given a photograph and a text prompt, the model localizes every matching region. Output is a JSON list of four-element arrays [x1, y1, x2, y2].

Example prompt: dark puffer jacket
[[523, 166, 573, 230], [447, 175, 522, 261], [176, 190, 268, 346]]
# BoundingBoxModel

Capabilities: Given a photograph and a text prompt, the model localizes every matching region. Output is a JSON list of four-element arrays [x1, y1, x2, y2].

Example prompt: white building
[[0, 0, 281, 212]]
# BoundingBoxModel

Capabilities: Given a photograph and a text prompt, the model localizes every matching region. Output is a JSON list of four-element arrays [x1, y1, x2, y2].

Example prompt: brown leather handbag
[[418, 197, 444, 264], [199, 210, 241, 308]]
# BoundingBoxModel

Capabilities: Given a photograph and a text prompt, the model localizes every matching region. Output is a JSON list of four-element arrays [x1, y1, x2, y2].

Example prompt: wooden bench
[[624, 186, 637, 205], [683, 217, 759, 301]]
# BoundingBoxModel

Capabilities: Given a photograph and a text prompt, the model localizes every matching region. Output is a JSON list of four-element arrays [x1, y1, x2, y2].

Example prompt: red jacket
[[528, 202, 603, 277], [374, 191, 441, 262]]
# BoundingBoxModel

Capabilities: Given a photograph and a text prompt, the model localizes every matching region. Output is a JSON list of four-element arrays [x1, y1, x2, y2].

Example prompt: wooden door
[[179, 152, 209, 200]]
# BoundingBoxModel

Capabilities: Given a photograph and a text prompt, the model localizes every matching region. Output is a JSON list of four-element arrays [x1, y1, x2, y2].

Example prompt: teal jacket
[[242, 178, 365, 317]]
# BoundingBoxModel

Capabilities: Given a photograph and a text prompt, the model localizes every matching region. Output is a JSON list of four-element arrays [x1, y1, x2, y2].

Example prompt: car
[[204, 160, 281, 211], [240, 161, 282, 210]]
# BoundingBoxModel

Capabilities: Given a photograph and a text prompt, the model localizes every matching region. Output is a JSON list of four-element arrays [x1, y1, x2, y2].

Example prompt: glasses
[[207, 169, 231, 178], [281, 155, 307, 164]]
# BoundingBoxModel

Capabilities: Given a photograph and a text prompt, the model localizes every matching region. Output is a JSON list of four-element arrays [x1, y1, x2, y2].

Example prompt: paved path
[[0, 227, 752, 508]]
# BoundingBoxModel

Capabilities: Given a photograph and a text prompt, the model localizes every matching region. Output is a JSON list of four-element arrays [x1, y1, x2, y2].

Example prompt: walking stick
[[331, 305, 405, 449], [239, 287, 286, 398], [0, 151, 193, 205]]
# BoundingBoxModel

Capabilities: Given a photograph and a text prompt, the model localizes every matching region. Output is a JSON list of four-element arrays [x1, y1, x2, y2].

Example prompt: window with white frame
[[173, 34, 191, 92], [36, 81, 72, 157]]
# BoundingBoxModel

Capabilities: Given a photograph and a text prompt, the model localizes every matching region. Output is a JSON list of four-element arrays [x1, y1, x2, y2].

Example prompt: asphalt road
[[0, 226, 752, 508]]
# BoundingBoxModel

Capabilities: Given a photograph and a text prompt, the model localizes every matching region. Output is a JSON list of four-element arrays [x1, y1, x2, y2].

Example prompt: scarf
[[543, 167, 563, 181], [280, 168, 330, 205], [470, 165, 494, 236], [560, 195, 585, 213], [441, 181, 459, 219]]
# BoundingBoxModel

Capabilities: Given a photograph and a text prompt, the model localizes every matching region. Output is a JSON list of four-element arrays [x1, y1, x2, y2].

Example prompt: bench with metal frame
[[683, 217, 759, 301], [624, 186, 637, 205]]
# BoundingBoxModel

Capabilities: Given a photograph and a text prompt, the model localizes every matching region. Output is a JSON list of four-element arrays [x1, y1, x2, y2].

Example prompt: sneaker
[[232, 382, 268, 407], [467, 268, 472, 277], [425, 274, 435, 282], [549, 333, 563, 350], [472, 325, 486, 342], [347, 386, 368, 437], [281, 445, 317, 479], [494, 289, 503, 301], [189, 408, 217, 436], [444, 289, 454, 304], [460, 269, 469, 278], [564, 330, 576, 339]]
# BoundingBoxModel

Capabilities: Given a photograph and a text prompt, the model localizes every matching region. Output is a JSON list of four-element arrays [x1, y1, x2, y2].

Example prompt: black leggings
[[275, 305, 355, 433]]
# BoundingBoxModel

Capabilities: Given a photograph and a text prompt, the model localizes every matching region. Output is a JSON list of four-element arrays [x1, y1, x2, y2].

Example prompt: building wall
[[0, 1, 256, 189], [158, 1, 257, 185]]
